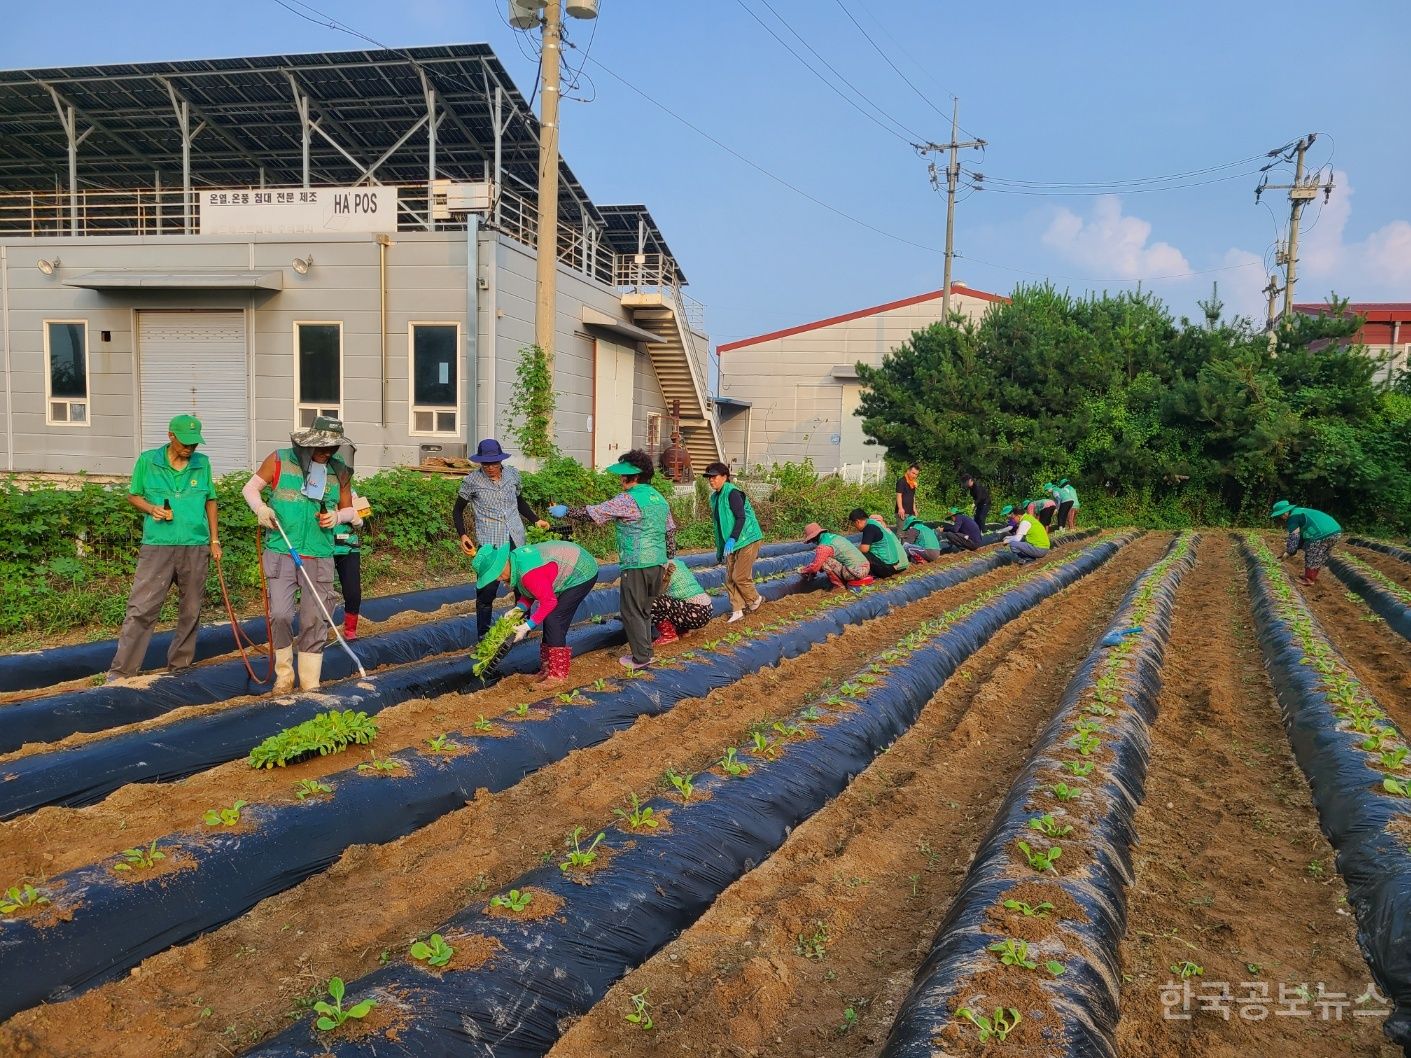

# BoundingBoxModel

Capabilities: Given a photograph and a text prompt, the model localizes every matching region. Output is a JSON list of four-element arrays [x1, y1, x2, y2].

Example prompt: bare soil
[[1348, 546, 1411, 593]]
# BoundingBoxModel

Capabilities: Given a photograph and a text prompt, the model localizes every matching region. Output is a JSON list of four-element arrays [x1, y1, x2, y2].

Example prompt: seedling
[[719, 747, 749, 777], [490, 888, 533, 913], [839, 681, 865, 697], [614, 793, 659, 831], [750, 730, 777, 759], [426, 733, 456, 753], [293, 779, 332, 800], [772, 721, 805, 740], [1045, 959, 1066, 976], [409, 934, 454, 968], [838, 1006, 859, 1034], [1360, 730, 1396, 752], [114, 840, 165, 872], [988, 938, 1038, 970], [314, 977, 376, 1031], [1379, 748, 1409, 770], [1003, 899, 1054, 918], [559, 826, 606, 871], [555, 691, 582, 705], [203, 800, 249, 827], [247, 709, 378, 769], [1072, 732, 1102, 756], [1051, 783, 1081, 802], [1170, 961, 1204, 980], [800, 705, 822, 722], [473, 715, 493, 732], [955, 1006, 1020, 1044], [1028, 813, 1073, 838], [591, 678, 608, 692], [1085, 703, 1115, 717], [513, 702, 530, 717], [1017, 840, 1061, 873], [1073, 718, 1103, 735], [1062, 761, 1094, 777], [1383, 778, 1411, 797], [795, 921, 829, 959], [625, 989, 653, 1031], [357, 753, 402, 774], [664, 768, 695, 802], [1, 884, 49, 914]]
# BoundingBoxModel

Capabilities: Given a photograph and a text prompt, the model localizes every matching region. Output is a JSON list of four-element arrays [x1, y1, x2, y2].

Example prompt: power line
[[956, 252, 1265, 285], [976, 153, 1266, 189], [965, 167, 1264, 196]]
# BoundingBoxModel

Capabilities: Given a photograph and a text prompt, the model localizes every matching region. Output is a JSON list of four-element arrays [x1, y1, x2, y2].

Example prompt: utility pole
[[916, 100, 985, 322], [1263, 274, 1282, 333], [533, 0, 563, 368], [1255, 134, 1333, 327]]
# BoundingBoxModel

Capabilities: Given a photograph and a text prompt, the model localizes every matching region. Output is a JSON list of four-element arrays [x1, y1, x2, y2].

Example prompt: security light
[[292, 255, 313, 275], [36, 258, 59, 276]]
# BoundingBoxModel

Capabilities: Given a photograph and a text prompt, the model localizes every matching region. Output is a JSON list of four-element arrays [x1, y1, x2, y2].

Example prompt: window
[[294, 322, 342, 427], [45, 321, 89, 425], [408, 323, 460, 436]]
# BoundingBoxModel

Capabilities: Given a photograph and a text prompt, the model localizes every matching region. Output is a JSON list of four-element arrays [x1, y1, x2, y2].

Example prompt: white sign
[[199, 187, 398, 235]]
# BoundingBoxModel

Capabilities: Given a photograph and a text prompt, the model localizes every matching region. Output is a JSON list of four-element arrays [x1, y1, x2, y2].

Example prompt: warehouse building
[[716, 285, 1008, 472], [0, 44, 721, 477]]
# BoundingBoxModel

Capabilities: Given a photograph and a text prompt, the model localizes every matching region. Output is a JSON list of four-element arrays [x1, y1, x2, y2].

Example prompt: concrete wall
[[718, 290, 999, 472]]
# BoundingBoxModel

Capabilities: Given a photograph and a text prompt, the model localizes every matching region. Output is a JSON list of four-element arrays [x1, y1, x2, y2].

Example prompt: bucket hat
[[802, 522, 825, 542], [1269, 500, 1294, 518], [291, 415, 347, 449], [472, 543, 512, 589], [470, 438, 511, 463]]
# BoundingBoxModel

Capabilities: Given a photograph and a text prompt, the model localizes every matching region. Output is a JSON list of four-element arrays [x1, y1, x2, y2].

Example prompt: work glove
[[723, 538, 737, 558], [255, 504, 278, 530], [548, 504, 568, 518], [512, 622, 533, 644]]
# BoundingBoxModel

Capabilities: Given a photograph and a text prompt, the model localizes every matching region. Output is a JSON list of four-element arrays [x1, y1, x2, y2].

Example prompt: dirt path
[[546, 534, 1170, 1058], [0, 544, 1106, 1058], [1114, 534, 1395, 1057]]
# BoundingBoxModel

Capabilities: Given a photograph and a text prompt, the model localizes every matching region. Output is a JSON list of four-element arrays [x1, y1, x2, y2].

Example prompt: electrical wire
[[965, 166, 1265, 197], [976, 153, 1266, 189], [954, 251, 1265, 285]]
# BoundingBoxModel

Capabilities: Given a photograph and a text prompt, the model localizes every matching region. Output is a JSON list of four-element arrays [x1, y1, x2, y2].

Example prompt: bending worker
[[1270, 499, 1341, 585], [243, 416, 357, 694], [852, 508, 909, 578], [650, 558, 715, 646], [704, 461, 764, 624], [962, 472, 991, 529], [1001, 503, 1050, 564], [941, 506, 983, 551], [900, 514, 943, 563], [799, 522, 872, 591]]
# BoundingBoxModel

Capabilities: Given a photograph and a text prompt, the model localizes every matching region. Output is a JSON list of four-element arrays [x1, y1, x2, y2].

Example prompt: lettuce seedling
[[513, 702, 530, 717], [1072, 732, 1102, 756], [750, 730, 777, 759], [1028, 813, 1073, 838], [625, 989, 654, 1031], [773, 721, 805, 740], [1, 884, 49, 914], [1379, 748, 1409, 771], [1062, 761, 1094, 777], [560, 826, 606, 871], [614, 793, 659, 831], [1170, 960, 1204, 980], [665, 768, 694, 802], [800, 705, 822, 722], [1046, 959, 1067, 976], [294, 779, 332, 800], [357, 753, 402, 774], [719, 747, 749, 777], [988, 938, 1037, 969], [473, 715, 493, 732], [1051, 783, 1081, 801], [114, 840, 165, 872], [1002, 899, 1053, 918], [490, 888, 533, 913], [1017, 840, 1061, 873], [314, 977, 376, 1031], [426, 733, 456, 753], [203, 800, 248, 827], [956, 1006, 1020, 1044], [1384, 778, 1411, 797], [409, 934, 454, 968]]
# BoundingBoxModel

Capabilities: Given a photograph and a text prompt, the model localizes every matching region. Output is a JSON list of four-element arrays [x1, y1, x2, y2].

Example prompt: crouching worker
[[941, 506, 983, 551], [473, 538, 600, 687], [799, 522, 873, 591], [651, 558, 714, 646], [1001, 503, 1050, 564], [852, 508, 910, 578], [1270, 499, 1341, 586], [900, 515, 943, 563], [243, 417, 356, 695]]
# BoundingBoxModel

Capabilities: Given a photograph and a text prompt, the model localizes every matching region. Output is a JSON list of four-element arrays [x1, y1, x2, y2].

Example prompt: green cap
[[947, 506, 961, 516], [1042, 482, 1056, 492], [168, 414, 205, 445], [1000, 504, 1015, 516], [604, 460, 640, 476], [471, 543, 512, 589], [1269, 500, 1294, 518]]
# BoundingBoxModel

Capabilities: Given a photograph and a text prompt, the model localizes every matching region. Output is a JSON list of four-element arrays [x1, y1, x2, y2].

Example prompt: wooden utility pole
[[534, 0, 563, 367], [918, 101, 985, 322], [1255, 134, 1333, 327]]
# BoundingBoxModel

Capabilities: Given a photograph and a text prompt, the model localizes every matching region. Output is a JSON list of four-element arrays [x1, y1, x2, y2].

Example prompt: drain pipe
[[465, 213, 479, 446], [376, 233, 391, 427]]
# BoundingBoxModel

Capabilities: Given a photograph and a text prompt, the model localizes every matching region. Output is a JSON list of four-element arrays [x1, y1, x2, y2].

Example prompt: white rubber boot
[[272, 646, 296, 696], [297, 651, 324, 692]]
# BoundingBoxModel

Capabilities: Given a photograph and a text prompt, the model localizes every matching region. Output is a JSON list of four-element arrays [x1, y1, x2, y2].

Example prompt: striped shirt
[[457, 464, 529, 548]]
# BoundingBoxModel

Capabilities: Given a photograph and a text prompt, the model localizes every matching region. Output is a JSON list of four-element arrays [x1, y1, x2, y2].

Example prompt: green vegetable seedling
[[490, 888, 533, 913], [720, 747, 749, 777], [625, 989, 653, 1031], [473, 715, 493, 732], [513, 702, 530, 717], [1170, 961, 1205, 980], [1384, 778, 1411, 797], [1052, 783, 1081, 802], [988, 938, 1038, 970], [314, 977, 376, 1031], [357, 753, 402, 774], [1003, 899, 1054, 918], [1017, 840, 1061, 873], [614, 793, 659, 831], [1028, 813, 1072, 837], [560, 826, 606, 871], [1062, 761, 1095, 777], [1, 884, 49, 914], [956, 1006, 1020, 1044], [114, 840, 165, 872], [409, 934, 454, 968], [294, 779, 332, 800], [426, 733, 456, 753], [1380, 748, 1410, 771], [664, 768, 694, 802], [202, 800, 248, 827], [750, 730, 777, 759]]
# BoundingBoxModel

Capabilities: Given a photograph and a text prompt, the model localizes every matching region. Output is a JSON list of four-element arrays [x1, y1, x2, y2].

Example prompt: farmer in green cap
[[1270, 500, 1341, 585], [899, 514, 943, 563], [107, 414, 221, 682], [940, 506, 982, 551], [472, 538, 599, 685], [549, 448, 675, 670], [1002, 503, 1050, 564], [1052, 479, 1080, 531], [242, 416, 357, 694]]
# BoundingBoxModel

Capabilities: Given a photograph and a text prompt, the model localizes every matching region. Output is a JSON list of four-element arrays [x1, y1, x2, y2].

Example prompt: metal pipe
[[377, 234, 390, 426], [465, 214, 479, 447], [1, 245, 13, 472]]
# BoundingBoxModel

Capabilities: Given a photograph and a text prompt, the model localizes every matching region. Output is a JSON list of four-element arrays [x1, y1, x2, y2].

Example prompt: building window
[[294, 322, 342, 427], [409, 322, 459, 436], [45, 321, 89, 425]]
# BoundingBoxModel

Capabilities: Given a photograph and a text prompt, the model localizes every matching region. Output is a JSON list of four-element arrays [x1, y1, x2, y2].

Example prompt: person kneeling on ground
[[651, 558, 714, 645], [1270, 499, 1341, 586], [900, 514, 943, 563], [799, 522, 873, 592], [941, 506, 983, 551], [852, 508, 910, 578], [1001, 504, 1050, 564], [473, 538, 600, 686]]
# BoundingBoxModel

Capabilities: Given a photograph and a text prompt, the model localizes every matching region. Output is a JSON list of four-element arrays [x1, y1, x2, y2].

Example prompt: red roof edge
[[717, 285, 1010, 353], [1293, 302, 1411, 322]]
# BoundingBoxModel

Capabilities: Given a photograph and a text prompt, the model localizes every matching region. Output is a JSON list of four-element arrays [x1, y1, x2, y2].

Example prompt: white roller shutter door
[[139, 311, 250, 474]]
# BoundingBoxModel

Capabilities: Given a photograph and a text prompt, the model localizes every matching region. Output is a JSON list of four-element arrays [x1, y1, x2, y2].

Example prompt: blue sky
[[5, 0, 1409, 346]]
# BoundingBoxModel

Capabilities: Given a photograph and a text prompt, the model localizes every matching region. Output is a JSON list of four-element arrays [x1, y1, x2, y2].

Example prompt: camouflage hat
[[291, 415, 348, 449]]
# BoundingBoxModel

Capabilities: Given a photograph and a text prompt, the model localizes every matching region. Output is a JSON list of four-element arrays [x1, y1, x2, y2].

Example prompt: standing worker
[[453, 438, 550, 640], [471, 537, 599, 686], [107, 415, 220, 683], [242, 416, 357, 694], [550, 449, 675, 670], [1051, 479, 1080, 532], [941, 506, 983, 551], [852, 508, 910, 578], [704, 461, 763, 624], [962, 472, 991, 529], [799, 522, 873, 591], [1001, 504, 1050, 564], [1270, 500, 1342, 585], [896, 463, 920, 531], [650, 558, 715, 645]]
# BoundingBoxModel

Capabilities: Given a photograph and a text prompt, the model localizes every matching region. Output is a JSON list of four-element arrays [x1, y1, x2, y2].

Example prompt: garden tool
[[269, 513, 366, 679]]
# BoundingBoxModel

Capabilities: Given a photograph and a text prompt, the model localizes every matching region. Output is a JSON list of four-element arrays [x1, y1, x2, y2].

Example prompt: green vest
[[866, 517, 909, 569], [1289, 507, 1341, 542], [665, 560, 708, 601], [264, 448, 340, 559], [903, 516, 940, 551], [510, 540, 599, 595], [1018, 514, 1050, 550], [130, 446, 215, 547], [711, 481, 762, 555], [820, 531, 867, 572], [616, 484, 669, 570]]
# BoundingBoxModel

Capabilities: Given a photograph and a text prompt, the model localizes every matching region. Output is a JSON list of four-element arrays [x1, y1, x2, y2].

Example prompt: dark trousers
[[974, 502, 990, 529], [541, 574, 598, 648], [621, 565, 663, 663], [866, 552, 901, 578], [943, 531, 978, 551], [108, 544, 210, 677], [1056, 501, 1075, 529], [334, 551, 361, 615], [1037, 506, 1056, 530], [475, 580, 501, 638]]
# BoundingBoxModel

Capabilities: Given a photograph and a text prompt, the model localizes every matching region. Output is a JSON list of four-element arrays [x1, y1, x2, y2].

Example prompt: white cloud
[[1041, 195, 1190, 279]]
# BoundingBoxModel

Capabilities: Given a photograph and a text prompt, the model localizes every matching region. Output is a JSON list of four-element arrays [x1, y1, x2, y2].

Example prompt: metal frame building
[[0, 44, 721, 476]]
